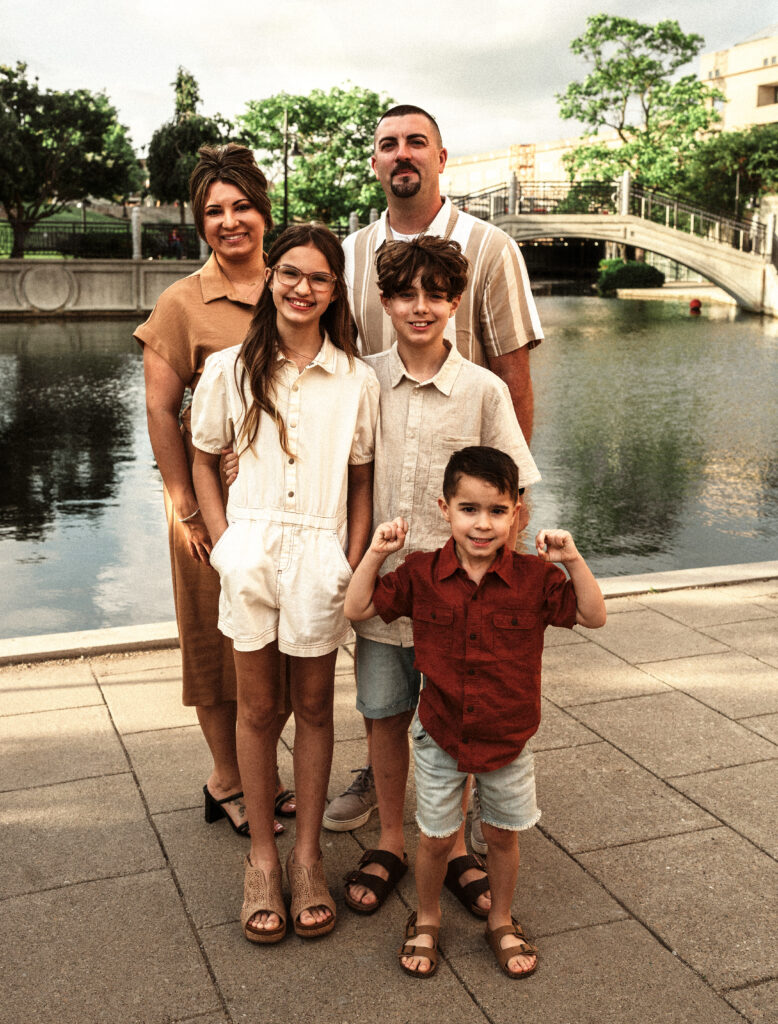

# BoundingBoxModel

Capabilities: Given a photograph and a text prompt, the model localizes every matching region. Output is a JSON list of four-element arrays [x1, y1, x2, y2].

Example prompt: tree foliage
[[146, 67, 232, 223], [557, 16, 723, 190], [239, 84, 393, 228], [0, 62, 141, 257], [678, 124, 778, 218]]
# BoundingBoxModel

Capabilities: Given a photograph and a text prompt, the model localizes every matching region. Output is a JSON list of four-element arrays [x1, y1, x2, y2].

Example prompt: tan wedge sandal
[[240, 856, 286, 945], [286, 848, 336, 939]]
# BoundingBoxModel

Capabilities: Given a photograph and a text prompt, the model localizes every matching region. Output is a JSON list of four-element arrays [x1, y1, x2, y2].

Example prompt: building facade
[[701, 24, 778, 131]]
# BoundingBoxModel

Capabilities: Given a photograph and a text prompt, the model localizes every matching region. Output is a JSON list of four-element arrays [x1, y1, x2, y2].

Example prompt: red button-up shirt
[[372, 538, 577, 772]]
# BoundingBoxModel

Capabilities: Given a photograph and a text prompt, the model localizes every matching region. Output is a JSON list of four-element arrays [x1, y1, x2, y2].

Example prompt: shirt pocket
[[412, 603, 455, 653], [427, 435, 480, 500], [491, 610, 537, 658]]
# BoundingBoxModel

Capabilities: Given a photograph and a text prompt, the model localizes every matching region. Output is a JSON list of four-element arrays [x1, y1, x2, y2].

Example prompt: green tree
[[0, 62, 141, 258], [557, 15, 724, 191], [239, 84, 393, 228], [146, 67, 232, 224], [679, 124, 778, 217]]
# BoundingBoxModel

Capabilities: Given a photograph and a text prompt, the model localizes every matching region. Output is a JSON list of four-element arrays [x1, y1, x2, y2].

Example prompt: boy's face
[[438, 475, 519, 567], [381, 272, 461, 353]]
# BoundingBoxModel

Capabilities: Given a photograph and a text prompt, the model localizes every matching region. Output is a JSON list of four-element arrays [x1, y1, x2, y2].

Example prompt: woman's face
[[202, 181, 265, 264]]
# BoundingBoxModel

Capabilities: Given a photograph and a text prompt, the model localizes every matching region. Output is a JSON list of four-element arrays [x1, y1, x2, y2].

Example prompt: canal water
[[1, 298, 777, 640]]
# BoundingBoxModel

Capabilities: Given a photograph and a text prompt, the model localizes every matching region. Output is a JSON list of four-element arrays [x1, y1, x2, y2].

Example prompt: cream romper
[[191, 335, 380, 656]]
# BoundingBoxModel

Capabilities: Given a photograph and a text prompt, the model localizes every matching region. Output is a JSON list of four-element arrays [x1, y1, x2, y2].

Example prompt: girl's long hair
[[236, 224, 357, 457]]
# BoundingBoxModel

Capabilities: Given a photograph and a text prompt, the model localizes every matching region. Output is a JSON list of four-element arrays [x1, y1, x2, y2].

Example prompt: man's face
[[371, 114, 447, 201]]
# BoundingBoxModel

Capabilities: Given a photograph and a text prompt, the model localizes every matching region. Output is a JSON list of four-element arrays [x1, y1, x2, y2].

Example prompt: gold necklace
[[216, 258, 264, 302]]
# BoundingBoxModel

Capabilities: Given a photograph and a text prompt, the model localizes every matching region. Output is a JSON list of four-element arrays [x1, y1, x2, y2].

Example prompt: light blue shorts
[[355, 636, 422, 719], [411, 712, 541, 839]]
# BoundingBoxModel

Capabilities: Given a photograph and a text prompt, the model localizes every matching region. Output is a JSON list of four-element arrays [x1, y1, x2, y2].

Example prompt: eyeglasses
[[273, 264, 336, 291]]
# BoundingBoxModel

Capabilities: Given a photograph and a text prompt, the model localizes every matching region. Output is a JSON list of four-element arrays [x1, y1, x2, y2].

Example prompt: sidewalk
[[1, 571, 776, 1024]]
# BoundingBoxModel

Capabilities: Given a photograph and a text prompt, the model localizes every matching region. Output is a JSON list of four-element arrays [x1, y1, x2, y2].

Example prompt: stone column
[[509, 173, 518, 216], [349, 211, 360, 234], [131, 207, 142, 260], [369, 208, 379, 224], [619, 169, 631, 217]]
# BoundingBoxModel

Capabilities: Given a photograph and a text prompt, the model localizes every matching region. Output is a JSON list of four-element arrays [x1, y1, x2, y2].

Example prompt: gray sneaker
[[322, 766, 377, 832], [470, 784, 488, 855]]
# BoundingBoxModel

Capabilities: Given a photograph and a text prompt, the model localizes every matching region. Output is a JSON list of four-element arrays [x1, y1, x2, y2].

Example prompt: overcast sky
[[4, 1, 774, 159]]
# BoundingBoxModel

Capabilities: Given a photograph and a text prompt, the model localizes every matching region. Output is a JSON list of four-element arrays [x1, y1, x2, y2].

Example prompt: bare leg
[[198, 701, 247, 830], [482, 822, 535, 975], [445, 780, 491, 913], [289, 649, 338, 928], [347, 709, 412, 907], [401, 831, 456, 974], [235, 644, 284, 934]]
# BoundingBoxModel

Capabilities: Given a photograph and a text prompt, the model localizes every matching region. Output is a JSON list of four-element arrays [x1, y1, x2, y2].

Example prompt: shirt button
[[287, 491, 294, 498], [292, 384, 299, 392], [288, 457, 294, 464], [467, 668, 475, 676], [511, 617, 518, 625], [462, 737, 469, 745], [466, 705, 474, 713], [469, 632, 476, 640]]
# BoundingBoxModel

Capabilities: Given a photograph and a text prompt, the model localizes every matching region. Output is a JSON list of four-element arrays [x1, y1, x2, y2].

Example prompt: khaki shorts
[[209, 516, 354, 657]]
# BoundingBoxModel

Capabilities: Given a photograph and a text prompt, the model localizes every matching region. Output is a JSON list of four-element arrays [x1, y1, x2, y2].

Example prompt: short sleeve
[[134, 284, 198, 386], [348, 367, 380, 466], [191, 353, 235, 453], [371, 558, 415, 623], [481, 379, 541, 487], [479, 237, 544, 358], [543, 564, 578, 629]]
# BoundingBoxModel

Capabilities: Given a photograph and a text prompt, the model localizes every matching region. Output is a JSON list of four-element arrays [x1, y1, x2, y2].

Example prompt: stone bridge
[[453, 174, 778, 315]]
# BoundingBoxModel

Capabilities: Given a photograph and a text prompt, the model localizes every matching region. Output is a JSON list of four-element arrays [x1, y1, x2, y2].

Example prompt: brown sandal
[[398, 911, 440, 978], [286, 848, 336, 938], [240, 856, 286, 944], [444, 853, 489, 919], [484, 917, 537, 978], [344, 848, 408, 915]]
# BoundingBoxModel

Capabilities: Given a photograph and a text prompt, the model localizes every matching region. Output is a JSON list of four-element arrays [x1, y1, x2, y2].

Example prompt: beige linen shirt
[[343, 197, 544, 363], [356, 342, 541, 646]]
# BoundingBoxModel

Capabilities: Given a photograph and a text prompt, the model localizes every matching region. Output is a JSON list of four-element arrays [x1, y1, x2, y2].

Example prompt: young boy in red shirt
[[345, 446, 606, 979]]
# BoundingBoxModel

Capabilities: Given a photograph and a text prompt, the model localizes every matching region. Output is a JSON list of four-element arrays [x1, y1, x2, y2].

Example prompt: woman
[[135, 143, 294, 836]]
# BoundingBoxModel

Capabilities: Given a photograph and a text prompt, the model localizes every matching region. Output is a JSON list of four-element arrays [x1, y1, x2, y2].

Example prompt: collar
[[373, 197, 456, 250], [274, 332, 339, 374], [387, 340, 463, 396], [199, 252, 265, 305], [436, 535, 515, 585]]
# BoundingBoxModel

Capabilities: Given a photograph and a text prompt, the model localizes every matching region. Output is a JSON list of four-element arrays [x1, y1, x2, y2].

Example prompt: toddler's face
[[438, 475, 518, 566]]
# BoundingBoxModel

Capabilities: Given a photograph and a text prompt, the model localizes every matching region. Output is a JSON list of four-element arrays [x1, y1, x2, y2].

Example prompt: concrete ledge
[[616, 284, 737, 305], [0, 621, 178, 667], [2, 562, 776, 666], [598, 560, 778, 598]]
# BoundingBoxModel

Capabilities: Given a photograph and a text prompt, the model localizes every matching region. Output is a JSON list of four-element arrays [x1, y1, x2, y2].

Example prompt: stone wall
[[0, 260, 201, 318]]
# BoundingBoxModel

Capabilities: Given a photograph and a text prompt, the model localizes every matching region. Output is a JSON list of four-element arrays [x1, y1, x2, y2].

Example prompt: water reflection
[[0, 322, 135, 541]]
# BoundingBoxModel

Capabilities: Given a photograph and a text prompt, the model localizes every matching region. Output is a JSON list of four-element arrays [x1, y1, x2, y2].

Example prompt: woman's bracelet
[[177, 507, 200, 523]]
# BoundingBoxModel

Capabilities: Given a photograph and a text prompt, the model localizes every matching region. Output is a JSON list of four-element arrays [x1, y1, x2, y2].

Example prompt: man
[[327, 105, 544, 917]]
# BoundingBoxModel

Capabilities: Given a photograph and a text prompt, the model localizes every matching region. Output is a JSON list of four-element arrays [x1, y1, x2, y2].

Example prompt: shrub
[[597, 259, 665, 295]]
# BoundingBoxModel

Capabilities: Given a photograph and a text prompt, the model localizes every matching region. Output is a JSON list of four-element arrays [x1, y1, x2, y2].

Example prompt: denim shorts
[[411, 712, 541, 839], [355, 636, 422, 719]]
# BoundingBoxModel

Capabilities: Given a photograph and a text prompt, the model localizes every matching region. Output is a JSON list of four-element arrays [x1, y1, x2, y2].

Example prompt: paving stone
[[202, 897, 489, 1024], [580, 608, 728, 664], [543, 642, 670, 706], [545, 624, 587, 647], [534, 742, 715, 854], [124, 724, 212, 813], [0, 871, 219, 1024], [672, 760, 778, 856], [0, 705, 126, 791], [0, 773, 162, 899], [701, 619, 778, 668], [0, 659, 101, 716], [742, 712, 778, 743], [724, 979, 778, 1023], [89, 647, 182, 678], [636, 587, 775, 628], [533, 697, 600, 751], [450, 919, 745, 1024], [640, 651, 778, 719], [572, 691, 776, 777], [600, 596, 644, 614], [578, 828, 778, 990], [100, 667, 197, 733]]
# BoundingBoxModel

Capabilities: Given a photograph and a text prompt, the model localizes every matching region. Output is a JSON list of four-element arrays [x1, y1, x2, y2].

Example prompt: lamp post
[[282, 108, 300, 230]]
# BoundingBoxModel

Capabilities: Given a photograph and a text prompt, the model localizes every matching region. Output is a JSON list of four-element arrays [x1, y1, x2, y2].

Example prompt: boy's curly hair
[[376, 236, 469, 301]]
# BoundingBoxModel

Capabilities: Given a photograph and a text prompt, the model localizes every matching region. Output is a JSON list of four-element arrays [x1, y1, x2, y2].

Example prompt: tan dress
[[134, 254, 253, 706]]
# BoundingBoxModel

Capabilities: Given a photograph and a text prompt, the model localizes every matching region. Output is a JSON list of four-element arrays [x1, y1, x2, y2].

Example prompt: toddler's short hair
[[376, 236, 469, 301], [442, 446, 520, 502]]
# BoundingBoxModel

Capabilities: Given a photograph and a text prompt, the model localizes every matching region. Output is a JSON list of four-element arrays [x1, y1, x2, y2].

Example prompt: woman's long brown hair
[[235, 224, 357, 457]]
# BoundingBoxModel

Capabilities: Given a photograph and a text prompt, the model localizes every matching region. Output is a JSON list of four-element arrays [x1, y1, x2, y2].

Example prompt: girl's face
[[267, 244, 337, 331], [202, 181, 265, 264]]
